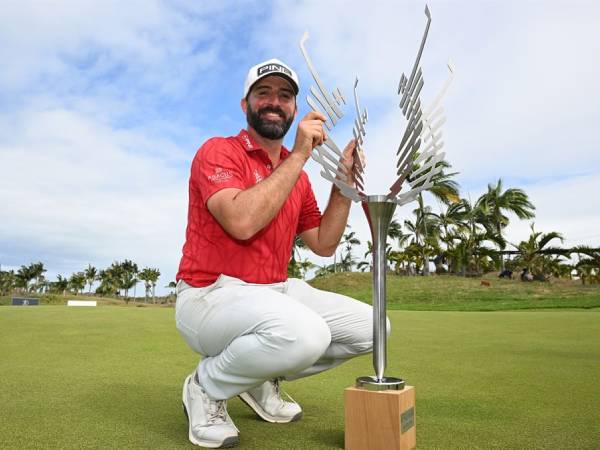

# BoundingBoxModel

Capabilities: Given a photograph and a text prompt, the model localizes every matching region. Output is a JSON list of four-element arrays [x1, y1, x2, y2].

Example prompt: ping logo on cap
[[257, 63, 293, 78]]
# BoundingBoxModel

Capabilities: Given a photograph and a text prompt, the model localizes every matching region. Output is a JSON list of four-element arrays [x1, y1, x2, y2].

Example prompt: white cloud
[[1, 0, 599, 293], [0, 107, 188, 286], [0, 0, 260, 291], [265, 0, 600, 261], [503, 172, 600, 248], [0, 0, 229, 96]]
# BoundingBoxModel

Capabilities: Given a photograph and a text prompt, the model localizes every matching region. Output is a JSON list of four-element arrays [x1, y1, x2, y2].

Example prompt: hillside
[[308, 272, 600, 311]]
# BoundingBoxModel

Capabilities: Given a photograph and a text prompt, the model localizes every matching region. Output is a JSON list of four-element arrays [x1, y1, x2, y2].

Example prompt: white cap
[[243, 58, 299, 98]]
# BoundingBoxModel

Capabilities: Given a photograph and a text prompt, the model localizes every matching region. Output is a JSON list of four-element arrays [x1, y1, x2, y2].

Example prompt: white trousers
[[175, 275, 389, 400]]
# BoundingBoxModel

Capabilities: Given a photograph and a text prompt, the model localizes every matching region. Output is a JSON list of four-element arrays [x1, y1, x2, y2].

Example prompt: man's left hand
[[338, 139, 357, 186]]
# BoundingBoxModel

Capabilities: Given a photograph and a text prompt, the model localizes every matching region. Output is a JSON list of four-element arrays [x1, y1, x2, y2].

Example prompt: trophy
[[300, 5, 454, 449]]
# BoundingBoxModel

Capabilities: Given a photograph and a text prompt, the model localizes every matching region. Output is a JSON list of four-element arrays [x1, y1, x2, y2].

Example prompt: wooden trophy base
[[344, 385, 416, 450]]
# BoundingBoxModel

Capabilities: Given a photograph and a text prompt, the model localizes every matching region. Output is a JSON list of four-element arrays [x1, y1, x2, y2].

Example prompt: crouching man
[[175, 58, 387, 448]]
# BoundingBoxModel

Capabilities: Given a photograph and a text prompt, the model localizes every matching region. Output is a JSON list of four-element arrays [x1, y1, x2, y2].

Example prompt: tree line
[[3, 175, 599, 298], [289, 177, 600, 284], [0, 260, 168, 303]]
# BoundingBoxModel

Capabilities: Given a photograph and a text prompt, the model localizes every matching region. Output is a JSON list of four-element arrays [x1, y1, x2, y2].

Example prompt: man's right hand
[[292, 111, 327, 159]]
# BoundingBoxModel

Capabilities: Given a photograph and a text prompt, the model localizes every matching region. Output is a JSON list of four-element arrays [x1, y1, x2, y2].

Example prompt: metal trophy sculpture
[[300, 5, 453, 394]]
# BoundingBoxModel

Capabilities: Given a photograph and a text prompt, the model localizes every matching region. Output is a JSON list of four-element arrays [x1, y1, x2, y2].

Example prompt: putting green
[[1, 307, 598, 449]]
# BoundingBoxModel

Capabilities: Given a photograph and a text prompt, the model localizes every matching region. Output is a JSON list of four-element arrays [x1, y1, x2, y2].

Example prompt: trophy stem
[[361, 195, 397, 382]]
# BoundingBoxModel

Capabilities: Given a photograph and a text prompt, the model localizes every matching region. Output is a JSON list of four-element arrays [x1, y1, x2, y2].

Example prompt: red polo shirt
[[176, 129, 322, 287]]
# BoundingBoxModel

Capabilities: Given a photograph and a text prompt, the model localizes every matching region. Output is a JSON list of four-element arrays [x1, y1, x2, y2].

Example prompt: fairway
[[1, 307, 599, 449]]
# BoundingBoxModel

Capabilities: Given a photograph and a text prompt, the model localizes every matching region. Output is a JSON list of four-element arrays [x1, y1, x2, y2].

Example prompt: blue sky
[[1, 0, 599, 293]]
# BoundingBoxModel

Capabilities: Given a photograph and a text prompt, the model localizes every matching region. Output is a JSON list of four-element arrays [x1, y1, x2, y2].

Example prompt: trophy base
[[345, 385, 416, 450], [355, 375, 405, 390]]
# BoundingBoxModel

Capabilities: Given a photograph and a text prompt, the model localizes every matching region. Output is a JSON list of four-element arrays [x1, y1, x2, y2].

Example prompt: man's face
[[244, 75, 297, 140]]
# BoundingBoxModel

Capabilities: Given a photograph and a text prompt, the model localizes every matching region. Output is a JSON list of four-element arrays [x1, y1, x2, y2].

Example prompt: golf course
[[1, 275, 599, 449]]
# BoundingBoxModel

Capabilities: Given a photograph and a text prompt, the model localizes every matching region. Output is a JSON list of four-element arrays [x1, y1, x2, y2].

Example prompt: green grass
[[4, 273, 600, 312], [0, 293, 171, 306], [309, 273, 600, 311], [1, 306, 599, 449]]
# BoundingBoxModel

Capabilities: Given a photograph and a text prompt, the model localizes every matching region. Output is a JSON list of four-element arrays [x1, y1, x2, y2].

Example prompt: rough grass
[[0, 293, 172, 307], [309, 273, 600, 311], [4, 273, 599, 311], [1, 306, 599, 449]]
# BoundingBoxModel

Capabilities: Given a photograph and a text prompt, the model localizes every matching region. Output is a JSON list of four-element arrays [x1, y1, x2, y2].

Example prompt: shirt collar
[[236, 129, 290, 159]]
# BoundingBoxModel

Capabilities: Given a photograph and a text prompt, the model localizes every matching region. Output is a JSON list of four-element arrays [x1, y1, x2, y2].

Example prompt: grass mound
[[309, 272, 600, 311]]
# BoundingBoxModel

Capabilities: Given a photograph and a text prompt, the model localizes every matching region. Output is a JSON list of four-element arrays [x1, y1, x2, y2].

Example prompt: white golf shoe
[[182, 374, 239, 448], [238, 379, 303, 423]]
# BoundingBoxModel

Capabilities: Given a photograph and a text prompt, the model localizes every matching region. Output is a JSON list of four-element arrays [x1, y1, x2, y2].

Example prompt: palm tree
[[336, 229, 361, 272], [356, 261, 370, 272], [139, 267, 161, 303], [360, 220, 409, 274], [16, 264, 36, 292], [120, 260, 139, 300], [440, 198, 502, 275], [414, 197, 443, 275], [477, 179, 535, 269], [387, 219, 411, 251], [0, 270, 17, 295], [148, 268, 161, 303], [571, 246, 600, 284], [297, 258, 315, 279], [409, 160, 460, 275], [314, 263, 335, 278], [388, 249, 413, 275], [387, 219, 402, 243], [53, 275, 69, 296], [84, 264, 97, 294], [165, 281, 178, 303], [434, 201, 467, 250], [69, 272, 86, 295], [96, 266, 121, 297], [430, 201, 467, 273], [119, 271, 138, 303], [512, 223, 564, 281], [138, 268, 153, 303], [30, 262, 46, 292], [404, 207, 439, 276], [288, 236, 309, 278]]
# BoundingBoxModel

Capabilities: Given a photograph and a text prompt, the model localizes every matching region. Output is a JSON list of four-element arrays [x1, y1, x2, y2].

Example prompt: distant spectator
[[520, 267, 533, 282], [498, 269, 513, 279]]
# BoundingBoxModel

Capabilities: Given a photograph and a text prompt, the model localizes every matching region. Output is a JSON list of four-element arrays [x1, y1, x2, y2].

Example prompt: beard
[[246, 103, 294, 140]]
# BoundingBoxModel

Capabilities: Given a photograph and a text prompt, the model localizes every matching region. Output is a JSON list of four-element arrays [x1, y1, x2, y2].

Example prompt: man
[[175, 58, 385, 448]]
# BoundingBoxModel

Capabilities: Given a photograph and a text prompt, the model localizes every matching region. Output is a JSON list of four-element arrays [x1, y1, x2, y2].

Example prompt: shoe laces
[[271, 378, 297, 407], [207, 399, 228, 424]]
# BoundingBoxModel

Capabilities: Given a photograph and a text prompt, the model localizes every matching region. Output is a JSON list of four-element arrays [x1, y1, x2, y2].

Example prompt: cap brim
[[248, 73, 299, 97]]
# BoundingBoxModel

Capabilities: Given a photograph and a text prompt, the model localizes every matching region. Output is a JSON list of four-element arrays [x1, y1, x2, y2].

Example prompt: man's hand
[[292, 111, 328, 159], [300, 137, 356, 256], [337, 139, 357, 186], [206, 112, 328, 241]]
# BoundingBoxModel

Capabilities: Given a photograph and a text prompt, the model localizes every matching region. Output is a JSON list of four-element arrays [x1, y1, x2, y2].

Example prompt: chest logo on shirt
[[253, 169, 263, 183], [208, 167, 233, 183]]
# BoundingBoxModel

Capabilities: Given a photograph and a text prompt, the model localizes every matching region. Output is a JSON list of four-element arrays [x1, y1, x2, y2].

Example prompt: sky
[[1, 0, 599, 294]]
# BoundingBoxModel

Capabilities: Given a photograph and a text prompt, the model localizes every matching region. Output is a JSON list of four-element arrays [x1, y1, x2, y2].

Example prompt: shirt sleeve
[[296, 173, 322, 234], [191, 138, 246, 205]]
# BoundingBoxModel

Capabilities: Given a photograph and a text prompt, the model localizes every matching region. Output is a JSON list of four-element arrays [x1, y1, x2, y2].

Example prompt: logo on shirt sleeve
[[208, 167, 233, 183], [253, 169, 263, 183]]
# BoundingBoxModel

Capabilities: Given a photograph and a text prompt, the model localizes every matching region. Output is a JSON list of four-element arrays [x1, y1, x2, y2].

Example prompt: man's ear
[[240, 98, 248, 114]]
